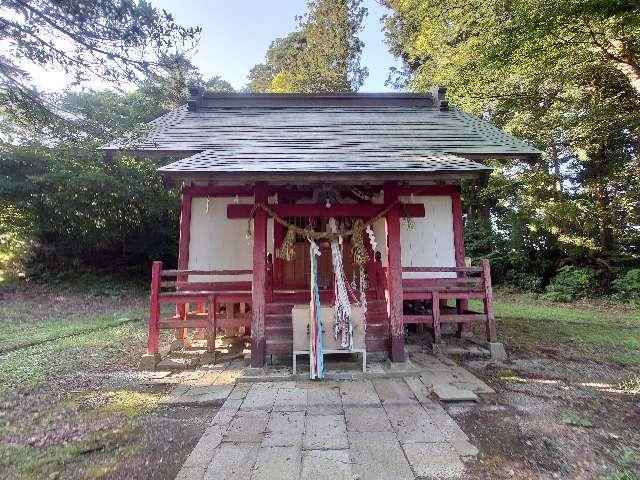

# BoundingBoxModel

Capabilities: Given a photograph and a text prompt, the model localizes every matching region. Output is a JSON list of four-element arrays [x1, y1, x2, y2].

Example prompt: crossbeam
[[227, 203, 425, 219]]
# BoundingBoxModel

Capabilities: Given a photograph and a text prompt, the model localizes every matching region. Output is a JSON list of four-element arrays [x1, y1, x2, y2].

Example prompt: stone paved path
[[176, 377, 478, 480]]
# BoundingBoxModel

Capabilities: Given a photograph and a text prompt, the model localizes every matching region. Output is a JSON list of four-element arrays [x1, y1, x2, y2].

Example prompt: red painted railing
[[147, 261, 252, 355], [400, 259, 496, 345]]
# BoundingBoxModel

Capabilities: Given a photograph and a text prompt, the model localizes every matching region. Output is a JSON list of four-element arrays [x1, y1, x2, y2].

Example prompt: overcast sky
[[22, 0, 401, 93]]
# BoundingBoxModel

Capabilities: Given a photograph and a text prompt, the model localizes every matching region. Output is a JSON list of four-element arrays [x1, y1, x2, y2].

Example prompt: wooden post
[[148, 261, 162, 354], [273, 222, 284, 287], [207, 296, 217, 355], [266, 254, 274, 303], [176, 190, 192, 340], [384, 182, 405, 362], [482, 259, 497, 342], [251, 182, 268, 367], [452, 187, 471, 334], [432, 290, 441, 345]]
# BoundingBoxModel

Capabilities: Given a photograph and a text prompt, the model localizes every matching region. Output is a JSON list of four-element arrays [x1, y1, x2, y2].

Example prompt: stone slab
[[210, 398, 242, 426], [348, 431, 414, 480], [403, 442, 466, 479], [140, 353, 160, 370], [273, 387, 307, 412], [303, 414, 348, 450], [301, 449, 353, 480], [384, 404, 446, 444], [339, 380, 381, 407], [263, 411, 305, 447], [157, 356, 199, 370], [250, 445, 301, 480], [372, 378, 417, 405], [175, 464, 206, 480], [181, 425, 224, 468], [489, 342, 506, 361], [306, 385, 343, 414], [241, 383, 277, 411], [224, 409, 269, 442], [433, 385, 479, 402], [203, 442, 259, 480], [344, 406, 392, 432]]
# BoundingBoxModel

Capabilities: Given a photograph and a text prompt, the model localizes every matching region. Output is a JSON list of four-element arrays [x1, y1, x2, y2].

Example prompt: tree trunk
[[596, 183, 614, 252]]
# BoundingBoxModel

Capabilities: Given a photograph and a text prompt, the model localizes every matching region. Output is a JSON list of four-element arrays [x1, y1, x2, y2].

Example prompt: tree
[[0, 0, 200, 120], [204, 76, 235, 93], [383, 0, 640, 273], [247, 0, 368, 92]]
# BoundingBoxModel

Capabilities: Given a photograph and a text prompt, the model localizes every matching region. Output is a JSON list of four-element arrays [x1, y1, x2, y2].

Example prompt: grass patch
[[561, 411, 593, 428], [95, 390, 161, 418], [470, 296, 640, 365]]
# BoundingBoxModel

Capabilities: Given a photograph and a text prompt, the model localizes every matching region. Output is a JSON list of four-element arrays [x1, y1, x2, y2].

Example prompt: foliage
[[0, 0, 200, 122], [383, 0, 640, 287], [612, 269, 640, 302], [561, 411, 594, 428], [247, 0, 368, 92], [542, 266, 602, 302]]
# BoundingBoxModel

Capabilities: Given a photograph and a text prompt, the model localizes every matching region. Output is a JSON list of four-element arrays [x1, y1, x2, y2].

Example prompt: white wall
[[188, 197, 273, 282], [371, 196, 456, 278]]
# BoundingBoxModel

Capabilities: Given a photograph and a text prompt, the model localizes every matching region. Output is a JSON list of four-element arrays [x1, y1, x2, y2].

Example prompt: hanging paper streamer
[[309, 239, 324, 380], [329, 218, 352, 349]]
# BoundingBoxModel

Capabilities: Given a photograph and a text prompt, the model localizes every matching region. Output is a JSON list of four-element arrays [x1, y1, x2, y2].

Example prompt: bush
[[611, 269, 640, 302], [542, 266, 601, 302]]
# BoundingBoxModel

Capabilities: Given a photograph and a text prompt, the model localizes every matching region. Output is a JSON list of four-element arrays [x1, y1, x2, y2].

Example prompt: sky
[[20, 0, 401, 93], [149, 0, 401, 92]]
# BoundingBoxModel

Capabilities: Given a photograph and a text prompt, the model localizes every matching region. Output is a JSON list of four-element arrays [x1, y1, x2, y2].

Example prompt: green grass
[[0, 308, 145, 353], [470, 296, 640, 365]]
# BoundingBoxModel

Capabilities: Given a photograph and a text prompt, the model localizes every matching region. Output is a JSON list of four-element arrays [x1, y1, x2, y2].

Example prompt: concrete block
[[250, 445, 300, 480], [403, 442, 466, 479], [348, 431, 414, 480], [203, 442, 259, 480], [301, 449, 353, 480], [303, 414, 348, 450], [263, 411, 305, 447], [344, 406, 392, 432], [489, 342, 507, 361], [140, 353, 160, 370]]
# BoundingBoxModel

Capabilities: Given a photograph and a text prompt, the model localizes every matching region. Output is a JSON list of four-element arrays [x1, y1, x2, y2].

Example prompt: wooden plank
[[384, 182, 405, 362], [159, 319, 209, 329], [251, 182, 268, 367], [401, 266, 482, 273], [440, 314, 487, 323], [185, 185, 253, 197], [207, 296, 216, 354], [402, 278, 481, 286], [162, 269, 252, 276], [403, 315, 434, 324], [147, 261, 162, 354], [227, 202, 425, 219]]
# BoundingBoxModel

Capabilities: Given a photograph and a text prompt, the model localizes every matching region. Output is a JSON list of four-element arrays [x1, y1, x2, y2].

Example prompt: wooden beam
[[384, 182, 405, 362], [227, 203, 425, 219], [396, 185, 459, 196], [451, 186, 471, 334], [147, 261, 162, 354], [185, 185, 254, 197], [251, 182, 268, 367]]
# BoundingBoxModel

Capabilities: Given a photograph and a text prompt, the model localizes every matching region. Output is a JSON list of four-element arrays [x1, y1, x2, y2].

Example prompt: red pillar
[[148, 261, 162, 354], [251, 182, 268, 367], [384, 182, 405, 362], [176, 190, 192, 340], [452, 187, 470, 332]]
